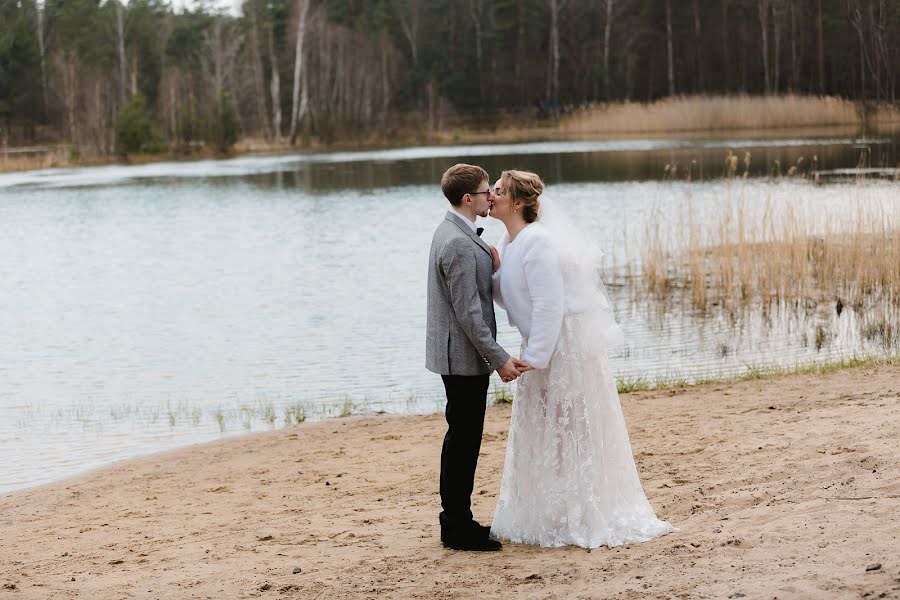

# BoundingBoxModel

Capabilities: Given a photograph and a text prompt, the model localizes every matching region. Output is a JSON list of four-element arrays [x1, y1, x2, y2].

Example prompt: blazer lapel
[[445, 211, 491, 255]]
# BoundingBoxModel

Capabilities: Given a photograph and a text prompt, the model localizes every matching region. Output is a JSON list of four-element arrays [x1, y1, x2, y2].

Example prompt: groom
[[426, 163, 527, 552]]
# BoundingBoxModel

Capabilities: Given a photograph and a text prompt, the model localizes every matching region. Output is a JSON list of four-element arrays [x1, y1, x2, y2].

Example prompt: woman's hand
[[490, 246, 501, 273]]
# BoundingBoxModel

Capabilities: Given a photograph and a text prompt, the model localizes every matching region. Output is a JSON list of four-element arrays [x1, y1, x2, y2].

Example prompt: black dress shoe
[[441, 519, 491, 540], [442, 534, 502, 552], [468, 520, 492, 539]]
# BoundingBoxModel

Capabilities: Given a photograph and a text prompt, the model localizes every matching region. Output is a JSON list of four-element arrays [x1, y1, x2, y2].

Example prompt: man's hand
[[496, 358, 521, 383], [490, 246, 501, 273], [512, 358, 533, 374]]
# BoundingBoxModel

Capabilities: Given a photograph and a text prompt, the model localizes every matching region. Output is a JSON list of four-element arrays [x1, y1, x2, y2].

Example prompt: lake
[[1, 133, 898, 493]]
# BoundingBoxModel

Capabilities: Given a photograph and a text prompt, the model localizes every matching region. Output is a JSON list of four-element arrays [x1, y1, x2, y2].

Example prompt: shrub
[[115, 93, 164, 156]]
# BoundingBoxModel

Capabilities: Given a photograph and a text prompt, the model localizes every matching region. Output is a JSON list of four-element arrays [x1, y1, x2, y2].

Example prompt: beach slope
[[2, 366, 900, 598]]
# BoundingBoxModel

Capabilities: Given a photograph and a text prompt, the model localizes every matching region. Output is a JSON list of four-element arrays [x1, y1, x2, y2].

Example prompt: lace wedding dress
[[490, 315, 674, 548], [490, 202, 673, 549]]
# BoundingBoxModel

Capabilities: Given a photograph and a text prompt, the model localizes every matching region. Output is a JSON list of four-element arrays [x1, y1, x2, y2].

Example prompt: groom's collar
[[448, 207, 478, 233], [445, 210, 491, 255]]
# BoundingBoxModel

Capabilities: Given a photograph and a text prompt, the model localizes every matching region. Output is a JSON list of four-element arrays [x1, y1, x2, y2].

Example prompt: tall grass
[[635, 184, 900, 313], [0, 146, 70, 172], [561, 95, 899, 135]]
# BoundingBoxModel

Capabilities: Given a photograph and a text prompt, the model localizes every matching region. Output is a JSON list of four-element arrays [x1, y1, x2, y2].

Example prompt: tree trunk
[[816, 0, 825, 94], [546, 0, 558, 104], [516, 0, 526, 105], [63, 53, 79, 147], [789, 0, 799, 92], [772, 1, 782, 94], [691, 0, 703, 92], [394, 0, 419, 67], [721, 0, 730, 92], [116, 0, 127, 104], [666, 0, 675, 96], [758, 0, 771, 94], [603, 0, 613, 98], [267, 19, 282, 142], [35, 2, 49, 117], [470, 0, 483, 103], [248, 0, 272, 139], [849, 3, 866, 99], [289, 0, 311, 145]]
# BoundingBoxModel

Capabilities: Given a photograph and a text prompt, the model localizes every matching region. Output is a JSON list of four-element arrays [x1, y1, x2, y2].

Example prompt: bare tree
[[665, 0, 675, 96], [772, 0, 784, 93], [789, 0, 799, 92], [758, 0, 771, 94], [393, 0, 421, 67], [546, 0, 569, 105], [246, 0, 272, 139], [267, 16, 282, 142], [515, 0, 526, 104], [289, 0, 311, 144], [603, 0, 614, 97], [469, 0, 484, 103], [721, 0, 730, 92], [33, 0, 49, 116], [115, 0, 127, 104], [691, 0, 703, 92], [848, 1, 867, 98], [816, 0, 825, 93]]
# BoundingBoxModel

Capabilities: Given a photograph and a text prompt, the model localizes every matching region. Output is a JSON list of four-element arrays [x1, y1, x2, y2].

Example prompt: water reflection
[[0, 135, 896, 192], [0, 139, 897, 494]]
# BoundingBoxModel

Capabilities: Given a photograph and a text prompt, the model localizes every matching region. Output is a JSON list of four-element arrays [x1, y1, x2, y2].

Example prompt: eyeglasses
[[468, 190, 492, 197]]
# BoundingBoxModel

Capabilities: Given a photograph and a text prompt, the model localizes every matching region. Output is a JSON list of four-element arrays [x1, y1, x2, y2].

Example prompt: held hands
[[490, 246, 501, 273], [497, 357, 533, 383]]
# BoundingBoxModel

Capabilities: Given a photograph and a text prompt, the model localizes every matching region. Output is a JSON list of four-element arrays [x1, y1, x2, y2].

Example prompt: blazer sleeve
[[441, 238, 511, 371], [520, 236, 565, 369]]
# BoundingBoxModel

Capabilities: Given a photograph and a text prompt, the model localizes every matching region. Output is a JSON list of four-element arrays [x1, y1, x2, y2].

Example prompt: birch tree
[[266, 13, 282, 142], [393, 0, 421, 67], [546, 0, 568, 105], [289, 0, 310, 144]]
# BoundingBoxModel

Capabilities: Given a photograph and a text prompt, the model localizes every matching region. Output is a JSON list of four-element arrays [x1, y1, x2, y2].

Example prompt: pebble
[[866, 563, 882, 572], [292, 567, 302, 574]]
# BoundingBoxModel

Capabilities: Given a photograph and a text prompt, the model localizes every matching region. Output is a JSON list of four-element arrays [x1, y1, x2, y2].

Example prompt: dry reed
[[0, 146, 70, 173], [637, 185, 900, 313], [561, 95, 885, 135]]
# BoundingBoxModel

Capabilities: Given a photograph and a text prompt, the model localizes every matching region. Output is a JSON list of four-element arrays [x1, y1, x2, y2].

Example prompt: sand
[[2, 365, 900, 599]]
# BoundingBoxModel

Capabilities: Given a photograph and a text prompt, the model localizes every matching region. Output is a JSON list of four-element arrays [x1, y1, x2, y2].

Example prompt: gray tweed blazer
[[425, 211, 511, 376]]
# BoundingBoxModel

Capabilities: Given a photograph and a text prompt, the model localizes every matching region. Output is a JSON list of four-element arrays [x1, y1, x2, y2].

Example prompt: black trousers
[[439, 373, 490, 530]]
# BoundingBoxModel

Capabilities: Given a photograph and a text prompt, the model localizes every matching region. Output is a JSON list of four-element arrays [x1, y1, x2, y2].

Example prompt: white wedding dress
[[490, 216, 673, 549]]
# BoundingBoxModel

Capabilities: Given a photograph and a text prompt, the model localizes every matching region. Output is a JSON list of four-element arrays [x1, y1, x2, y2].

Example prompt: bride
[[487, 169, 673, 549]]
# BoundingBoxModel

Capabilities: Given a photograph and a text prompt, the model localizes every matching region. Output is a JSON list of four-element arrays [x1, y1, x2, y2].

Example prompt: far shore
[[3, 94, 898, 176], [3, 363, 899, 598]]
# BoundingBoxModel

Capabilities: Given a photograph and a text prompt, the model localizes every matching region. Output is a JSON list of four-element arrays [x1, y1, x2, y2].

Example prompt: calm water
[[1, 135, 898, 493]]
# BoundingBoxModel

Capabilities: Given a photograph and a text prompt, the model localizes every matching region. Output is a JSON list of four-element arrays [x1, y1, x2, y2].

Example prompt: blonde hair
[[501, 170, 544, 223]]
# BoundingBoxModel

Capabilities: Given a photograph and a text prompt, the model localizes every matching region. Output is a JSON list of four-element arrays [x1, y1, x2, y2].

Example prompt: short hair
[[441, 164, 489, 206]]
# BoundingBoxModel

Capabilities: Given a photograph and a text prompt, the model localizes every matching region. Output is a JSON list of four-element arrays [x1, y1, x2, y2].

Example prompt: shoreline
[[4, 355, 897, 497], [4, 364, 900, 598], [3, 118, 898, 177]]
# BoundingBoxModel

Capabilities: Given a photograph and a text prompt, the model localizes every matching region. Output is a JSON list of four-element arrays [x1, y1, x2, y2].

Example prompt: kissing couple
[[426, 163, 673, 551]]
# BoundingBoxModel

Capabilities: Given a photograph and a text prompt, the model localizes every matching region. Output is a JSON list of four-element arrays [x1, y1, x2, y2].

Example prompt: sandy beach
[[3, 365, 900, 599]]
